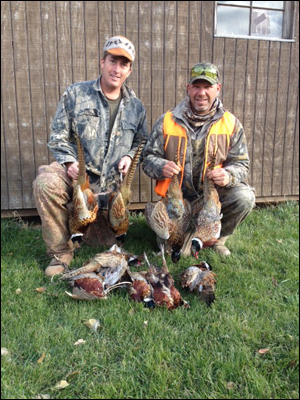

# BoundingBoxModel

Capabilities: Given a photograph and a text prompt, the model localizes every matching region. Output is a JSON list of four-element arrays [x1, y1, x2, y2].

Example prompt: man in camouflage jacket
[[33, 36, 147, 276], [142, 62, 255, 257]]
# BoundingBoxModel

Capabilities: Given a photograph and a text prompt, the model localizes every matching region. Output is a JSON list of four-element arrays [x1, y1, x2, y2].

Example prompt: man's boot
[[44, 253, 73, 277], [213, 236, 231, 256]]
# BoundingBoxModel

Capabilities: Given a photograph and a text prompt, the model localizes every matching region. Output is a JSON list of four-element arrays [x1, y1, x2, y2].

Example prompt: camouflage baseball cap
[[103, 36, 135, 62], [190, 62, 220, 85]]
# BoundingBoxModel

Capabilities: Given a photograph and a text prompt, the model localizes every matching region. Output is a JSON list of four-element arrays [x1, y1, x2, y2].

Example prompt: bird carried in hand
[[108, 139, 146, 243], [191, 154, 222, 259]]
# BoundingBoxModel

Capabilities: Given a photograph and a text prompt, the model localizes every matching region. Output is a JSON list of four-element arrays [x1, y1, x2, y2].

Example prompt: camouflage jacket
[[48, 76, 148, 192], [142, 97, 250, 200]]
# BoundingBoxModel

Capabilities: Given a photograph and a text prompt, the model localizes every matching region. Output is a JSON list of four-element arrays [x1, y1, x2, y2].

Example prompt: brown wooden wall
[[1, 1, 299, 215]]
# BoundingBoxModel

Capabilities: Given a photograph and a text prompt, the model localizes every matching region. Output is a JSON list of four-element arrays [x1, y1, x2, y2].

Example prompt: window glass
[[217, 5, 250, 36], [218, 1, 250, 5], [251, 9, 283, 37], [252, 1, 284, 9]]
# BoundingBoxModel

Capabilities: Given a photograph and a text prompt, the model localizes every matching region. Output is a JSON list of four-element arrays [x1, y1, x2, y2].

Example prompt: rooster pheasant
[[61, 245, 132, 300], [145, 155, 191, 263], [191, 154, 222, 259], [69, 135, 98, 239], [144, 246, 189, 310], [108, 139, 146, 242], [181, 262, 216, 306]]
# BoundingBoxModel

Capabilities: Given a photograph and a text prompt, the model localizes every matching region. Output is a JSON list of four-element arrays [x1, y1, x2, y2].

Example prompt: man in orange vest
[[142, 62, 255, 256]]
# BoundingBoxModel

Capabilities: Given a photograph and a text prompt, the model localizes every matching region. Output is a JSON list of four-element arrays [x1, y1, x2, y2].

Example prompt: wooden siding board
[[56, 1, 72, 94], [200, 1, 214, 62], [176, 1, 189, 104], [252, 41, 269, 197], [112, 1, 125, 37], [292, 103, 299, 195], [40, 1, 59, 164], [213, 37, 225, 83], [282, 5, 299, 196], [233, 39, 247, 124], [1, 1, 23, 209], [189, 1, 201, 68], [139, 1, 152, 203], [272, 43, 291, 196], [1, 100, 9, 209], [124, 1, 139, 96], [243, 40, 258, 188], [261, 41, 280, 197], [223, 38, 236, 112], [99, 1, 112, 51], [85, 2, 100, 81], [164, 1, 177, 112], [151, 1, 164, 202], [11, 1, 36, 208], [26, 1, 48, 175], [70, 1, 86, 83]]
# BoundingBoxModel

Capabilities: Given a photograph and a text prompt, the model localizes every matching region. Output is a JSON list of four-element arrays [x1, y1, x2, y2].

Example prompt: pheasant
[[145, 155, 191, 263], [180, 262, 217, 306], [62, 245, 132, 300], [69, 135, 98, 240], [144, 246, 189, 310], [191, 154, 222, 259], [65, 272, 130, 300], [108, 139, 146, 243], [60, 245, 129, 280], [126, 270, 155, 308]]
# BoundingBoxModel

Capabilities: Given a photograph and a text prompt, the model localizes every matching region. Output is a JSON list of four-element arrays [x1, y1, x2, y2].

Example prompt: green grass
[[1, 202, 299, 399]]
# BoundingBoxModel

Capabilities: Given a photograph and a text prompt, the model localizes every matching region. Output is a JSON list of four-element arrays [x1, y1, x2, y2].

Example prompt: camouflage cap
[[190, 62, 220, 85], [103, 36, 135, 62]]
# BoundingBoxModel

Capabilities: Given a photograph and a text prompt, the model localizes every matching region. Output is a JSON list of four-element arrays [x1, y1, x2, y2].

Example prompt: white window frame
[[214, 1, 295, 42]]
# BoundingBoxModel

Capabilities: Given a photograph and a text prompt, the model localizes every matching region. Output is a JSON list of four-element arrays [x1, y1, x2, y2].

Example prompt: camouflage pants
[[33, 162, 115, 257], [181, 182, 256, 253]]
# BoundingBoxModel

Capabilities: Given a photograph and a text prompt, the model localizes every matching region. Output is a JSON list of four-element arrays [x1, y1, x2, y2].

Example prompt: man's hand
[[65, 162, 79, 180], [162, 161, 181, 179], [118, 156, 132, 176], [206, 168, 230, 187]]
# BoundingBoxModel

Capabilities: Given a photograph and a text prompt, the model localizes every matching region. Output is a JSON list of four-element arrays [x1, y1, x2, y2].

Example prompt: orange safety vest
[[155, 110, 236, 197]]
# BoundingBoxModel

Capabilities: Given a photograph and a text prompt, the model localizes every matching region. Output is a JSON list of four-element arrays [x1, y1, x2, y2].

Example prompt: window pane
[[251, 9, 283, 37], [217, 6, 250, 36], [252, 1, 284, 10], [218, 1, 250, 5]]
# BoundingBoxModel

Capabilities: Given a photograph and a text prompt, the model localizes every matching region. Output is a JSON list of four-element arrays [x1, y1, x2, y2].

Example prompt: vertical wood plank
[[200, 1, 214, 62], [11, 0, 36, 208], [243, 40, 259, 187], [56, 1, 72, 94], [164, 1, 177, 111], [85, 1, 100, 80], [282, 5, 299, 196], [70, 1, 86, 83], [251, 41, 269, 197], [151, 1, 165, 202], [272, 43, 290, 195], [1, 1, 23, 208], [189, 1, 201, 68], [222, 38, 236, 112], [139, 1, 152, 203], [124, 1, 140, 202], [176, 1, 189, 104], [26, 1, 48, 175], [1, 100, 9, 209], [261, 41, 280, 197], [40, 1, 59, 163], [233, 39, 247, 124], [112, 1, 125, 36]]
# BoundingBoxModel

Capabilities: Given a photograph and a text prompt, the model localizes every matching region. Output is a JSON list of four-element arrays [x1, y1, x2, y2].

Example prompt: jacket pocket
[[74, 109, 101, 140]]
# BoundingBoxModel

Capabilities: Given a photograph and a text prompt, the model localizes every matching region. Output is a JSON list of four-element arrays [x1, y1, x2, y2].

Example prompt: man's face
[[100, 54, 132, 90], [187, 79, 221, 115]]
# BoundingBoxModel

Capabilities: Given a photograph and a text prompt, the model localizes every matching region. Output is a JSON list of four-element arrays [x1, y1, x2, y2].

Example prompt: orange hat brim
[[106, 48, 133, 62]]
